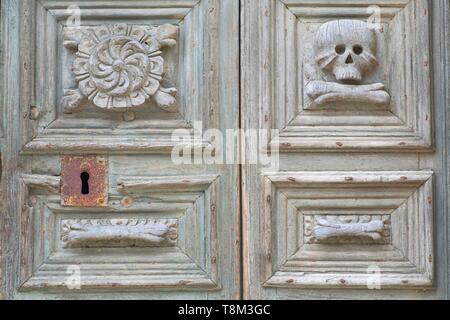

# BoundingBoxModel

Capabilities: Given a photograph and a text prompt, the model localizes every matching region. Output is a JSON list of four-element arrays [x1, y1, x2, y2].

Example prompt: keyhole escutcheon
[[61, 156, 108, 207], [80, 172, 90, 195]]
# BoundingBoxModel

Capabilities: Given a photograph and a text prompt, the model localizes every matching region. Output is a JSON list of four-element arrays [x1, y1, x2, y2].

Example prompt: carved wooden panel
[[62, 24, 179, 112], [19, 0, 228, 154], [263, 171, 434, 289], [261, 0, 433, 152], [20, 173, 220, 291]]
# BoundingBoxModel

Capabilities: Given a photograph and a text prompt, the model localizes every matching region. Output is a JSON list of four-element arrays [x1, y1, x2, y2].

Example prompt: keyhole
[[80, 172, 90, 195]]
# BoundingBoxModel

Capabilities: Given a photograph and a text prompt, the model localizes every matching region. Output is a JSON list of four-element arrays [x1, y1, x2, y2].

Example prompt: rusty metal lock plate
[[61, 155, 108, 207]]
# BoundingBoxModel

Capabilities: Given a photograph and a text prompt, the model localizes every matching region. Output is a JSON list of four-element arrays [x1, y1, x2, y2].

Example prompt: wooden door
[[241, 0, 449, 299], [1, 0, 449, 301], [0, 0, 240, 299]]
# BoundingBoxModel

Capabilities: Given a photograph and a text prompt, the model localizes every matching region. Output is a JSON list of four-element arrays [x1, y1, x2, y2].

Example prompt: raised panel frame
[[21, 0, 225, 154], [19, 173, 220, 291], [263, 171, 434, 289], [265, 0, 433, 152]]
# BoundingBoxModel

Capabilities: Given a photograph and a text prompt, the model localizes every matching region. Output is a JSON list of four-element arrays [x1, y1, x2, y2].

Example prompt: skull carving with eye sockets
[[314, 19, 377, 82], [305, 19, 390, 109]]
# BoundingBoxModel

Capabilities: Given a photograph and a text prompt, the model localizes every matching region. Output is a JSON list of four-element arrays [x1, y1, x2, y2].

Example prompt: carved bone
[[313, 218, 385, 242], [61, 219, 177, 248], [306, 80, 391, 108]]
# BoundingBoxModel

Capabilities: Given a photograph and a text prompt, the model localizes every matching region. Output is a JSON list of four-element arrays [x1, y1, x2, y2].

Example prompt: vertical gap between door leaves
[[238, 0, 244, 301]]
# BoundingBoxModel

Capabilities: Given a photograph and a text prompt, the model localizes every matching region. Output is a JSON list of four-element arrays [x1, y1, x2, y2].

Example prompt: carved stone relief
[[62, 24, 178, 113], [304, 214, 391, 245], [305, 19, 391, 108], [61, 218, 178, 248]]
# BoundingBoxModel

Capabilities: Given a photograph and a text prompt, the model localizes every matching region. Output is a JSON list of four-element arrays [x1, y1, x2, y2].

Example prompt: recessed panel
[[268, 0, 432, 152], [263, 171, 434, 289], [21, 173, 220, 291], [22, 0, 216, 154]]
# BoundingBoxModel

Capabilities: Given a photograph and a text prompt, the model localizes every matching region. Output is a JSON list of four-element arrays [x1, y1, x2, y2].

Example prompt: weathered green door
[[240, 0, 450, 299], [1, 0, 449, 300]]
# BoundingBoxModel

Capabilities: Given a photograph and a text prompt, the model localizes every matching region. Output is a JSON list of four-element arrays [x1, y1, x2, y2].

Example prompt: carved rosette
[[62, 24, 178, 112]]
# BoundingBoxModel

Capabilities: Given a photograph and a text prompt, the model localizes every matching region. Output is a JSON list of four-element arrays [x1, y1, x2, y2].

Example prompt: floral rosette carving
[[62, 24, 178, 112]]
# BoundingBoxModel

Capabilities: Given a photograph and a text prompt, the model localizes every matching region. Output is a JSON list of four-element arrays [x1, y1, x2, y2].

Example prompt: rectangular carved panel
[[20, 0, 218, 154], [61, 218, 178, 248], [263, 171, 434, 289], [20, 174, 221, 292], [263, 0, 433, 152]]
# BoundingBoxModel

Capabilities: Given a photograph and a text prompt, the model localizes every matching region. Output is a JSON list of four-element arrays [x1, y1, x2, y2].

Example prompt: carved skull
[[314, 20, 377, 82]]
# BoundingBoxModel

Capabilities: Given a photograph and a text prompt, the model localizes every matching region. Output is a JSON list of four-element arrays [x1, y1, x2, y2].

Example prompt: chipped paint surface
[[61, 155, 108, 207]]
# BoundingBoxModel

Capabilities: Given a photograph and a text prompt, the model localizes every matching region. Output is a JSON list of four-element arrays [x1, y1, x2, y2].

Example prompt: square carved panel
[[22, 0, 225, 154], [263, 171, 434, 289], [19, 173, 220, 291], [265, 0, 432, 152]]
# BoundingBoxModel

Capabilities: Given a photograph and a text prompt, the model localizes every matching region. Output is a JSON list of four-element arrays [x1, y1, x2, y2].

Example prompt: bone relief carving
[[62, 24, 178, 113], [304, 215, 391, 245], [61, 218, 177, 248], [306, 20, 391, 108]]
